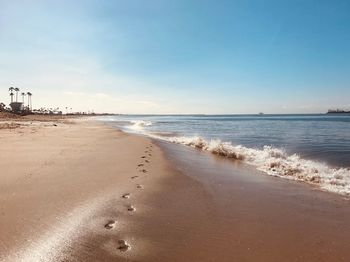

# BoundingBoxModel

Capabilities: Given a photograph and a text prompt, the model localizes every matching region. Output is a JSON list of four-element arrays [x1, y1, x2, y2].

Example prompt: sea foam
[[126, 121, 350, 196], [128, 120, 153, 131], [167, 136, 350, 195]]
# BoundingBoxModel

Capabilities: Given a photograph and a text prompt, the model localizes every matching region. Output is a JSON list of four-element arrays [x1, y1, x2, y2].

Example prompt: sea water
[[98, 114, 350, 195]]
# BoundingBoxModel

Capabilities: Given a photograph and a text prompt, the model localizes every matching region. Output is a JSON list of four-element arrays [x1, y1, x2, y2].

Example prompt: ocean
[[98, 114, 350, 196]]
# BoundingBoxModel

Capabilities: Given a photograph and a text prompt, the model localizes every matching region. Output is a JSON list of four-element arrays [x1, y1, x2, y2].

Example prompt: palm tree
[[21, 92, 26, 105], [27, 92, 32, 110], [9, 87, 15, 103], [14, 87, 20, 102], [10, 92, 14, 103]]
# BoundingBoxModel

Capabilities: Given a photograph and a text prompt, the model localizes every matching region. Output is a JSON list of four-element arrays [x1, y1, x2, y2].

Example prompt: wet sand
[[155, 142, 350, 261], [0, 119, 349, 261]]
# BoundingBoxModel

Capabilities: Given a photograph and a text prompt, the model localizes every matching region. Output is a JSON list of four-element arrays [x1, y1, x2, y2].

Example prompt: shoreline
[[0, 119, 349, 261]]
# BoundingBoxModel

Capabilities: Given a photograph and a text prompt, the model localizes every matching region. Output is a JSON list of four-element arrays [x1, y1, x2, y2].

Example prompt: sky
[[0, 0, 349, 114]]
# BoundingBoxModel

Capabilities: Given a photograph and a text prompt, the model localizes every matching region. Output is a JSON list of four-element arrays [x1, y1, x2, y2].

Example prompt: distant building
[[10, 102, 23, 113]]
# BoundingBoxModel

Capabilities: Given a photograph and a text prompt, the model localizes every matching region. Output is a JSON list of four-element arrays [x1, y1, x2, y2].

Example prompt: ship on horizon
[[327, 109, 350, 114]]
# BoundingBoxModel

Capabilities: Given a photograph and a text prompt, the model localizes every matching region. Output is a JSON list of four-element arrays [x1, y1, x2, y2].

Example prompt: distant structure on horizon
[[2, 87, 102, 116], [8, 87, 33, 113], [327, 109, 350, 114]]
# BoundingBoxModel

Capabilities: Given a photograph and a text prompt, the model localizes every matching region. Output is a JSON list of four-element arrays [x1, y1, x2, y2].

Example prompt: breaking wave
[[153, 135, 350, 196], [118, 119, 350, 196], [127, 120, 153, 131]]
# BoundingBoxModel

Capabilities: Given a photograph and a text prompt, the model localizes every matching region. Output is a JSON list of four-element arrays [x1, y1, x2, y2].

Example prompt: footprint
[[105, 220, 117, 229], [127, 205, 136, 212], [122, 193, 130, 199], [136, 184, 143, 189], [117, 240, 130, 252], [138, 164, 144, 167], [145, 160, 150, 163], [131, 176, 139, 179], [148, 154, 152, 157], [141, 156, 146, 159]]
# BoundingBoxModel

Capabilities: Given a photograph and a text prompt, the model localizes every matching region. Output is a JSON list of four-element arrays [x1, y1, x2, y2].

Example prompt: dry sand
[[0, 118, 161, 261], [0, 118, 349, 262]]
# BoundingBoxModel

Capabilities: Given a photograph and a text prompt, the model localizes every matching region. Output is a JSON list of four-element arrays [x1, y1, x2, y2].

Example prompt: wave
[[151, 135, 350, 196], [150, 131, 179, 137], [127, 120, 153, 132], [114, 120, 350, 196]]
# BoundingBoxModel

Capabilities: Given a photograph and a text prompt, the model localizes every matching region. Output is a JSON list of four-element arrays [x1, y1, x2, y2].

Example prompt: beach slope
[[0, 118, 349, 262]]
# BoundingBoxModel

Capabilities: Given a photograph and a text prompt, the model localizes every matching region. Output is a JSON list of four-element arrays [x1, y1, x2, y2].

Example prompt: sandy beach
[[0, 117, 350, 262], [2, 1, 350, 260]]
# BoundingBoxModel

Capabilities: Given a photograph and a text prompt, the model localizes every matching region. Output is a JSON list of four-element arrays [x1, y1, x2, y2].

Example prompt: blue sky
[[0, 0, 349, 113]]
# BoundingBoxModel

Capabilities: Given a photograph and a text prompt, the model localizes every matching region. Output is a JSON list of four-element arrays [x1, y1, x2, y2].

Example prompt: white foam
[[101, 118, 350, 196], [146, 134, 350, 196], [127, 120, 153, 132]]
